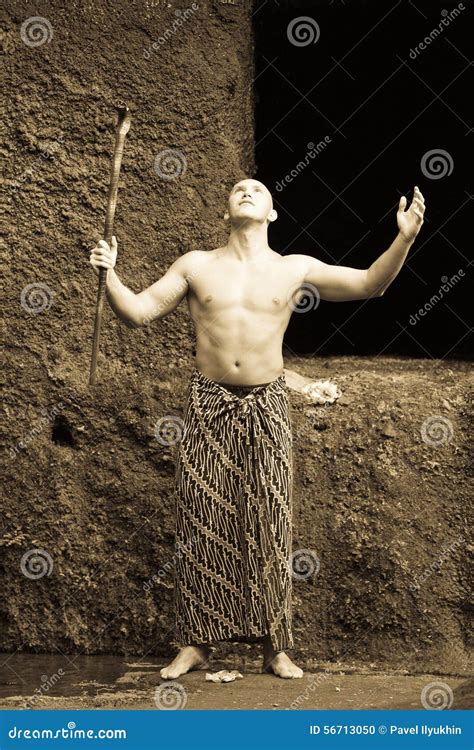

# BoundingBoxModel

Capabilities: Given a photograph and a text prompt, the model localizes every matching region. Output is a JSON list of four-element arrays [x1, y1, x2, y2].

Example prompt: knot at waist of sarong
[[223, 392, 266, 449], [237, 392, 257, 417]]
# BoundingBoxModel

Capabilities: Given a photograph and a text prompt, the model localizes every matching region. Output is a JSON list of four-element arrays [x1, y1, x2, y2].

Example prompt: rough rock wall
[[287, 358, 472, 677], [2, 0, 257, 653]]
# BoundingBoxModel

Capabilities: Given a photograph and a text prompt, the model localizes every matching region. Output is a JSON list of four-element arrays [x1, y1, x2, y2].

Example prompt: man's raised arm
[[298, 186, 426, 302], [89, 237, 195, 328]]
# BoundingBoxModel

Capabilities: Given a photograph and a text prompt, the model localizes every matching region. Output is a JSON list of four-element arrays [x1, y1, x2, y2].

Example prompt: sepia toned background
[[2, 0, 472, 709]]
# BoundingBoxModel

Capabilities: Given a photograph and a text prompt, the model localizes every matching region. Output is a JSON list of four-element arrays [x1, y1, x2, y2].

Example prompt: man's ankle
[[188, 642, 212, 652]]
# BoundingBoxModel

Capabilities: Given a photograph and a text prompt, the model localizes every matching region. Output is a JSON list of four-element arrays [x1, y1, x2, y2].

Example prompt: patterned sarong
[[172, 367, 294, 653]]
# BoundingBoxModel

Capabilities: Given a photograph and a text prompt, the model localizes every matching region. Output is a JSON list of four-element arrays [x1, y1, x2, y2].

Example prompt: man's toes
[[277, 665, 303, 679], [287, 667, 303, 679]]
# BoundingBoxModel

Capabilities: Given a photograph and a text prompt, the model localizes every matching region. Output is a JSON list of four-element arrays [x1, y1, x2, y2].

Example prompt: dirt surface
[[2, 1, 472, 678], [0, 653, 472, 711]]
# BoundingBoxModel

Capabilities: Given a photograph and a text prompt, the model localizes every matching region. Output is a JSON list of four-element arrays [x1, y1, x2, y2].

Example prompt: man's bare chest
[[188, 260, 303, 315]]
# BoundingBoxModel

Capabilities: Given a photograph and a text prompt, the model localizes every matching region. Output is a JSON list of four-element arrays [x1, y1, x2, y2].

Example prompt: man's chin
[[233, 208, 260, 219]]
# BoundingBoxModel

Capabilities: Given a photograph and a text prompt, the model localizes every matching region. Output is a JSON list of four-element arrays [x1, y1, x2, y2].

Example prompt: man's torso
[[184, 248, 308, 385]]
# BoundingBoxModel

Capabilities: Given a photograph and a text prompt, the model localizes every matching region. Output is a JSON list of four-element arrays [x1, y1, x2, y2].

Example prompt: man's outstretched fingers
[[414, 186, 425, 202], [413, 197, 424, 211]]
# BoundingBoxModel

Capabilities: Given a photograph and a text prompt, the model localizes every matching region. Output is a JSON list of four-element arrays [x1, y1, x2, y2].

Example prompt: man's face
[[225, 179, 276, 225]]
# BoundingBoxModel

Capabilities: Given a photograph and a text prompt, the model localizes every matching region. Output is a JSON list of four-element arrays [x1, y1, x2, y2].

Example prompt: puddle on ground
[[0, 652, 161, 699]]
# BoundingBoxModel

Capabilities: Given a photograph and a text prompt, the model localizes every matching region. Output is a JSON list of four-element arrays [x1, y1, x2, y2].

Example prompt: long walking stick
[[89, 106, 131, 385]]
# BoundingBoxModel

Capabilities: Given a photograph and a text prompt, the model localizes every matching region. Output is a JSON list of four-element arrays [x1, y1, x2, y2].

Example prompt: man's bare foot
[[160, 645, 211, 680], [263, 651, 304, 679], [262, 636, 303, 679]]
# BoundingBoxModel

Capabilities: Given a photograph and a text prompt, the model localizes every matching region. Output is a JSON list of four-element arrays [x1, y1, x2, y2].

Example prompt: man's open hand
[[397, 186, 426, 242]]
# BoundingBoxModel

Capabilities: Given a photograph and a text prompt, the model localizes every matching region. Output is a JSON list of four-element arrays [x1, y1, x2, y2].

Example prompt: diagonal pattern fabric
[[172, 366, 294, 652]]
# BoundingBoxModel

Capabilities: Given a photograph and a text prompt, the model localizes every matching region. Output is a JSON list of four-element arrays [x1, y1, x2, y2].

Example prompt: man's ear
[[223, 210, 229, 222], [268, 209, 278, 223]]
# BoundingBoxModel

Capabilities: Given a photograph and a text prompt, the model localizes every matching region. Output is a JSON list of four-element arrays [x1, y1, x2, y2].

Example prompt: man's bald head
[[228, 179, 274, 208], [224, 178, 277, 226]]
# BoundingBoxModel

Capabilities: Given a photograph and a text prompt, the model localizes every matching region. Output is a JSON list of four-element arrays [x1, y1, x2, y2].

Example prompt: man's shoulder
[[180, 249, 210, 260], [283, 252, 310, 262], [182, 247, 229, 267], [280, 252, 311, 272], [176, 249, 211, 274]]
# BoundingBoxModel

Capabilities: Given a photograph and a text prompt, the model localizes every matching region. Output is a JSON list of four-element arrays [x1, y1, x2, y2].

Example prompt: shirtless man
[[90, 178, 425, 679]]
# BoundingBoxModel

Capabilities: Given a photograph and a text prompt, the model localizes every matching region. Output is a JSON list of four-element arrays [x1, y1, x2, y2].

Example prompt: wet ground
[[0, 653, 471, 711]]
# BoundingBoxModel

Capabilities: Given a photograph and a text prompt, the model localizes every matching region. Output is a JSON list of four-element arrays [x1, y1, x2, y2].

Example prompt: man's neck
[[225, 223, 272, 262]]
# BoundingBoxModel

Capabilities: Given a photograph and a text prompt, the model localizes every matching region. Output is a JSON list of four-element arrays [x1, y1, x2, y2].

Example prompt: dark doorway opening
[[253, 0, 472, 359]]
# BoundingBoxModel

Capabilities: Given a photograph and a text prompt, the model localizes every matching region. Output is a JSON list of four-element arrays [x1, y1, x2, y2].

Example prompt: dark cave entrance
[[253, 0, 472, 359]]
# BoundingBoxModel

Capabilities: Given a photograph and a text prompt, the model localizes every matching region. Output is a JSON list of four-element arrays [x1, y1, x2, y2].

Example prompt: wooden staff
[[89, 106, 131, 385]]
